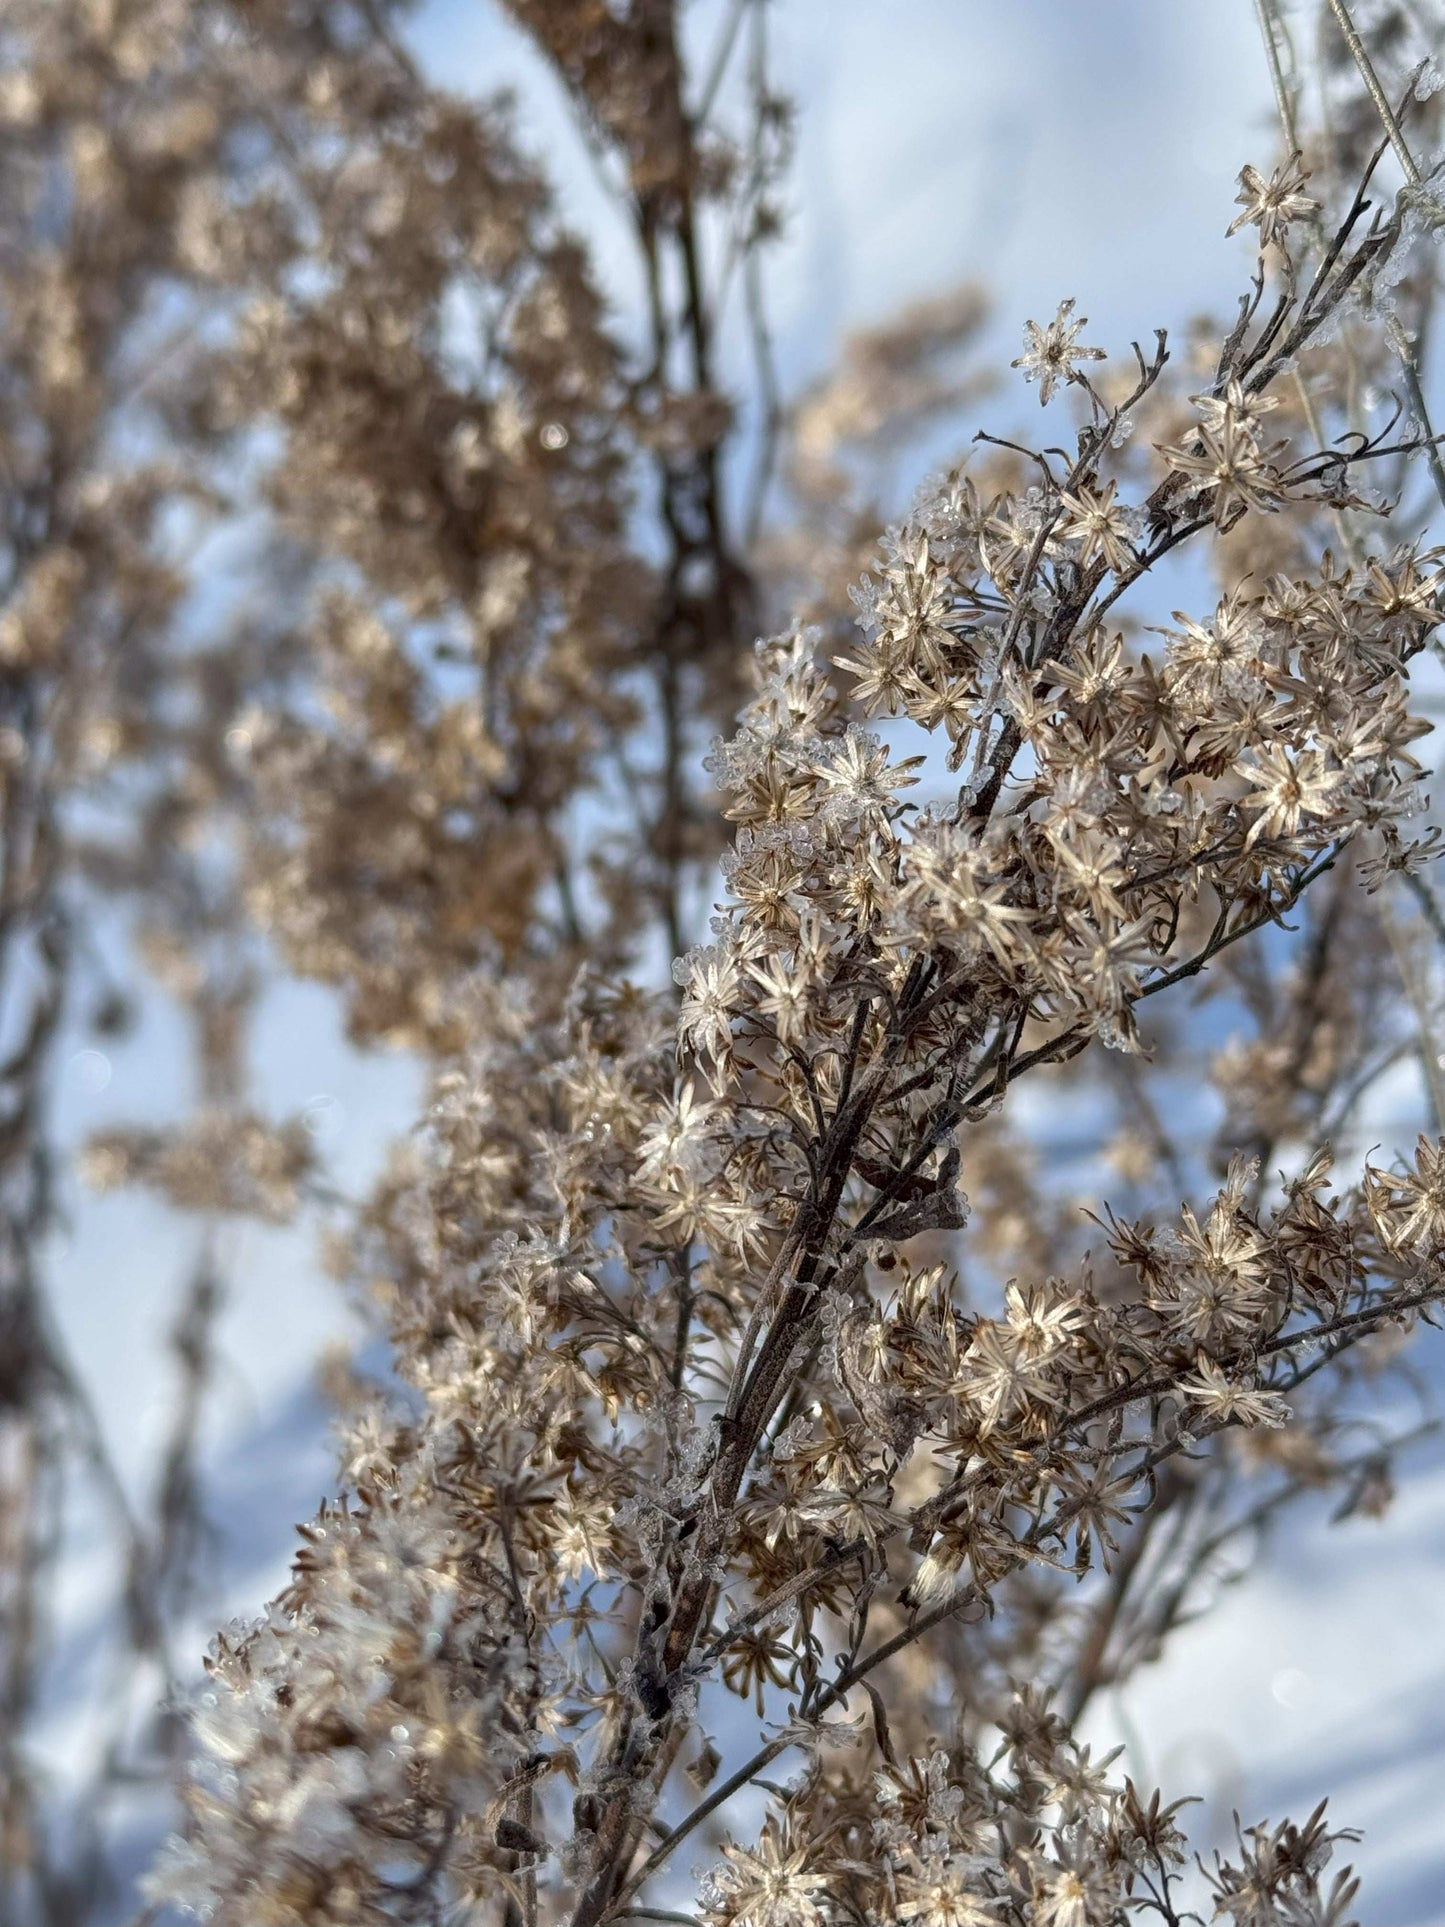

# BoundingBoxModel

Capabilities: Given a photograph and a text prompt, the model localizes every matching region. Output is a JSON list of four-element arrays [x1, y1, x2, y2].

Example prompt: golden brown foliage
[[6, 4, 1445, 1926]]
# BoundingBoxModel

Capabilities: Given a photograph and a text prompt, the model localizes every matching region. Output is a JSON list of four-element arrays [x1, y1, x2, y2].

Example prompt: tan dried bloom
[[1013, 299, 1106, 405]]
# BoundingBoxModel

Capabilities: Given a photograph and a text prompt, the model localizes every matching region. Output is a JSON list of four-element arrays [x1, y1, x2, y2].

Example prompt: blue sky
[[41, 5, 1445, 1916]]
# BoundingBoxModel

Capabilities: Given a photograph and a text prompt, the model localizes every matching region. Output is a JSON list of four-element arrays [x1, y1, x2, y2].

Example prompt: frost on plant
[[5, 2, 1445, 1925]]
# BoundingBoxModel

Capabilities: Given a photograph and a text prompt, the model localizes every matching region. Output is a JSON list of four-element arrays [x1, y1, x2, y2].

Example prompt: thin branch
[[1255, 0, 1302, 157], [1325, 0, 1422, 185]]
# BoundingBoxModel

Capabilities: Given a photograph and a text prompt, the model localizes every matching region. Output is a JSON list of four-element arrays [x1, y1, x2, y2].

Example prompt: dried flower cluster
[[7, 2, 1445, 1925]]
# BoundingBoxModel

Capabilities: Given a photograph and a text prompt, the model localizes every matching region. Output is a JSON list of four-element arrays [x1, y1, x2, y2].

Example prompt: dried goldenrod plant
[[7, 2, 1445, 1925]]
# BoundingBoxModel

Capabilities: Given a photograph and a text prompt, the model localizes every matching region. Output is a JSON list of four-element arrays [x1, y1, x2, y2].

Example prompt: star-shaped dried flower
[[706, 1817, 829, 1927], [1012, 299, 1105, 405], [1055, 478, 1138, 572], [1238, 744, 1345, 848], [1179, 1353, 1290, 1429], [1227, 155, 1320, 248]]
